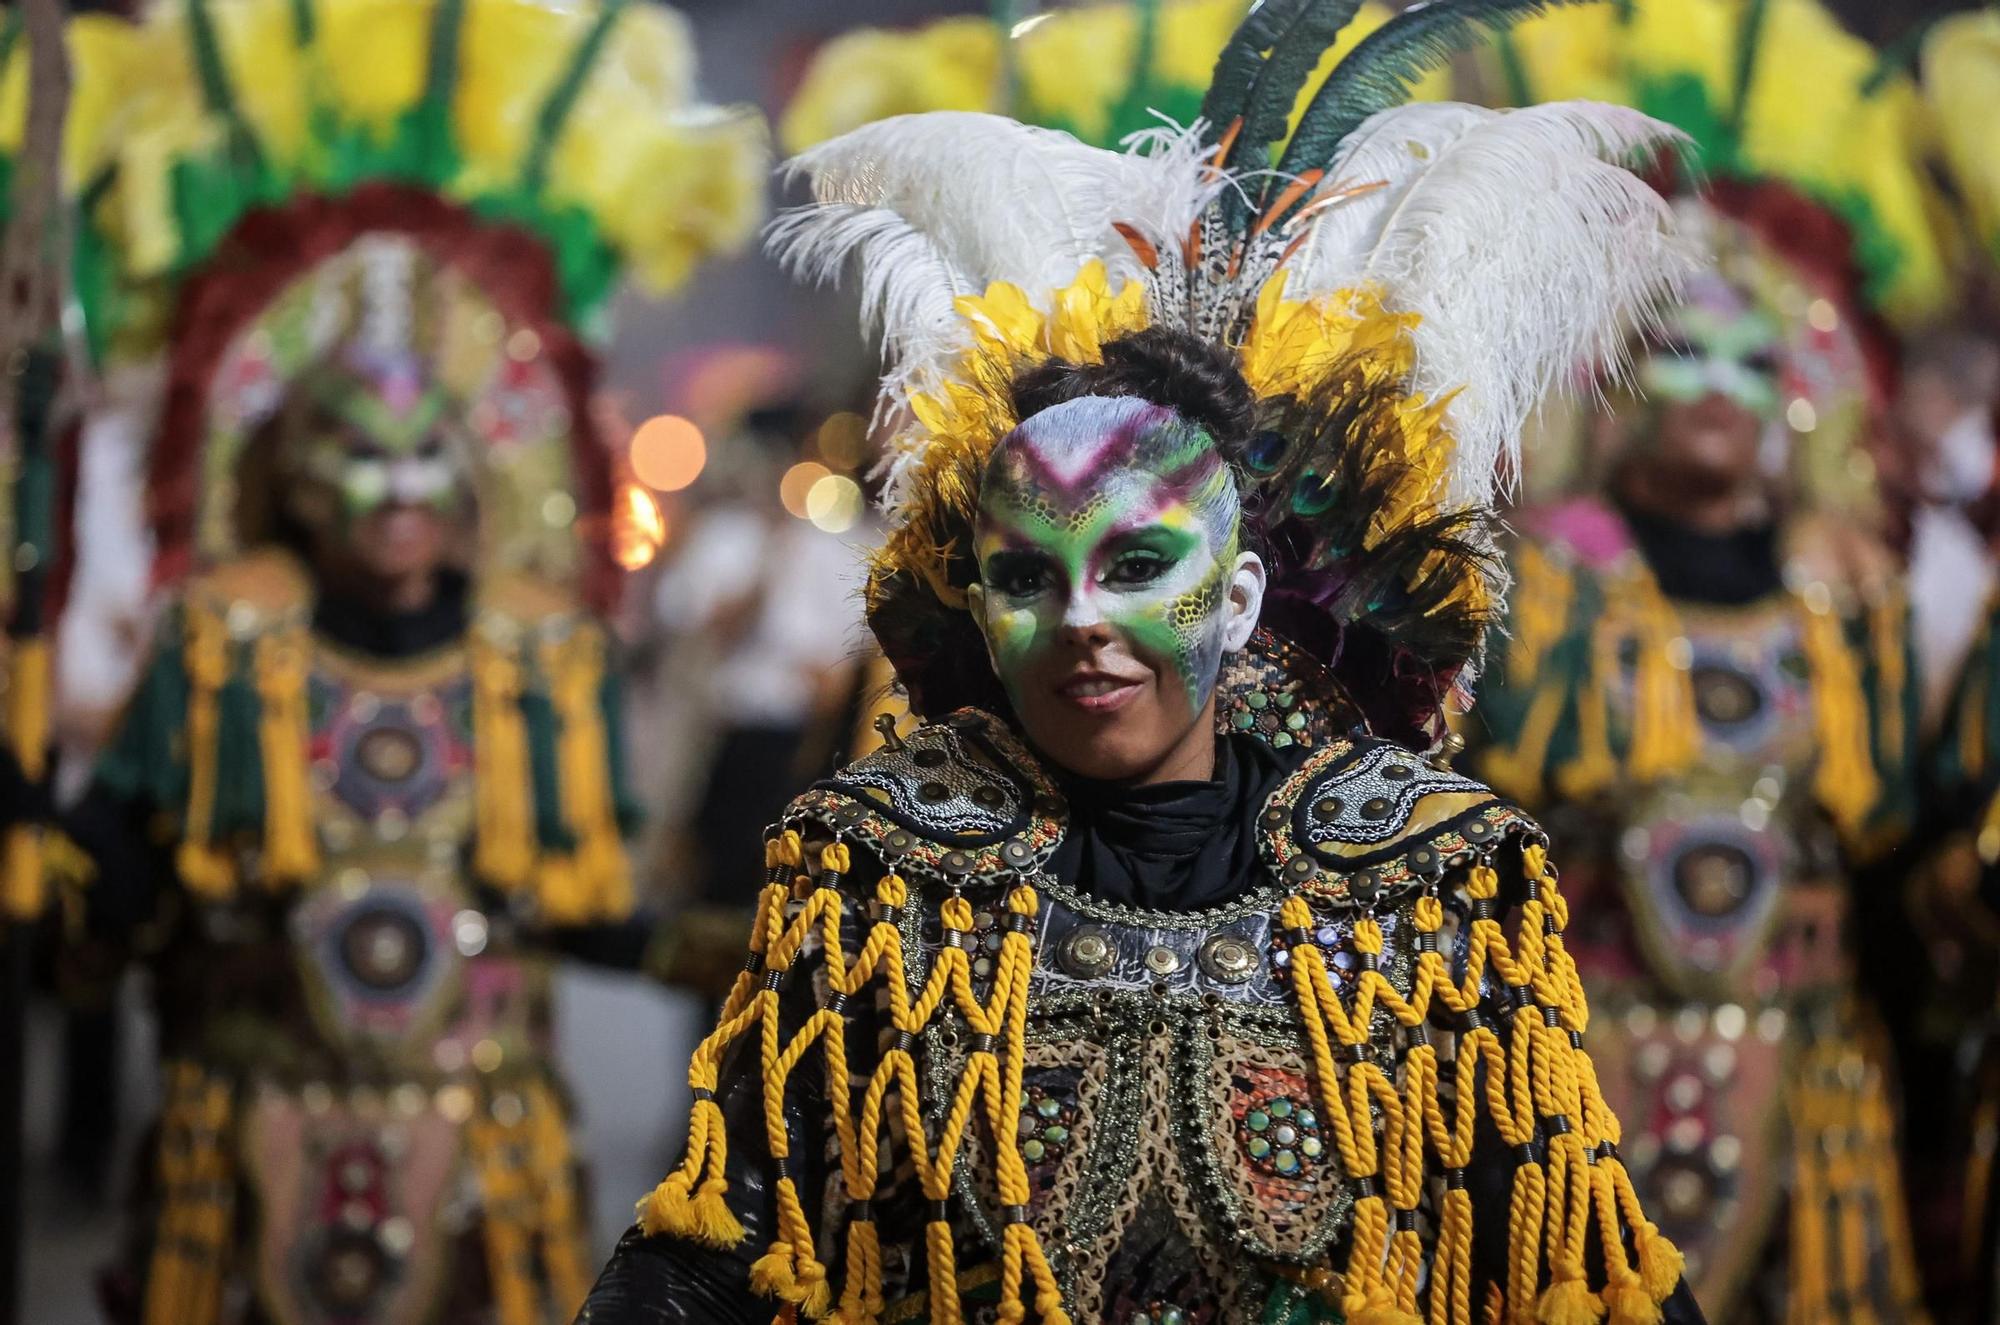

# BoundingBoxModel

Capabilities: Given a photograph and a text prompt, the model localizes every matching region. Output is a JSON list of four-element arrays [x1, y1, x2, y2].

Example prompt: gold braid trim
[[143, 1062, 236, 1325], [542, 626, 631, 923]]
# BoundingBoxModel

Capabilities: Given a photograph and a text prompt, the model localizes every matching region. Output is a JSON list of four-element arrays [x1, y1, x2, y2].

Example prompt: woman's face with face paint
[[967, 396, 1265, 783]]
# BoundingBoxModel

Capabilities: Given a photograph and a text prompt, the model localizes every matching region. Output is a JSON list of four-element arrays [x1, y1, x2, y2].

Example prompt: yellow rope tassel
[[176, 603, 237, 898], [1800, 592, 1882, 840], [1625, 585, 1698, 784], [3, 634, 50, 919], [546, 629, 630, 921], [143, 1063, 234, 1325], [1869, 593, 1908, 776], [472, 631, 536, 891], [468, 1092, 542, 1325], [1554, 616, 1620, 800], [253, 629, 318, 884], [528, 1081, 593, 1316]]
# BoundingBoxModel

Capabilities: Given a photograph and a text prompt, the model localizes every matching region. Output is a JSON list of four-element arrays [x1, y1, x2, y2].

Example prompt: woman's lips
[[1055, 672, 1143, 713]]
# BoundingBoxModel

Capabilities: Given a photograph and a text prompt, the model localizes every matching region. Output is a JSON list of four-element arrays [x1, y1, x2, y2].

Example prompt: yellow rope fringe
[[466, 1079, 593, 1325], [143, 1062, 235, 1325], [3, 634, 50, 919], [651, 828, 1672, 1324]]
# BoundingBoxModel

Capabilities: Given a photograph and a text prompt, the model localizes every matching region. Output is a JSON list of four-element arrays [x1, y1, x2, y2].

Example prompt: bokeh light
[[780, 461, 831, 518], [611, 482, 668, 570], [816, 411, 870, 470], [630, 414, 707, 492], [806, 474, 864, 534]]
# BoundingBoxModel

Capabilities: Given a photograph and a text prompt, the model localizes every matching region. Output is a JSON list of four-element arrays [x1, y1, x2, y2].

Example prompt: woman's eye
[[989, 562, 1051, 598], [1103, 553, 1168, 587]]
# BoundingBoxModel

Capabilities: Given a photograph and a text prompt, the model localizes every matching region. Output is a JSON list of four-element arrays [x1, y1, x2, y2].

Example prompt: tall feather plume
[[769, 112, 1199, 402], [1284, 100, 1694, 506], [1277, 0, 1589, 186]]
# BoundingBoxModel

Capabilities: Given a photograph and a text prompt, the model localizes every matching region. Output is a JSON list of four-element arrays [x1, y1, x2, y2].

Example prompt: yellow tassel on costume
[[177, 602, 237, 898], [1800, 590, 1882, 840], [3, 635, 51, 919], [544, 628, 631, 922], [253, 629, 319, 883], [471, 629, 536, 891]]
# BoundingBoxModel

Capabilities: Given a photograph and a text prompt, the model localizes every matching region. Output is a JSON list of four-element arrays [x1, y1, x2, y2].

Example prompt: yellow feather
[[452, 0, 590, 186], [209, 0, 311, 164], [778, 20, 999, 155], [1924, 10, 2000, 258], [318, 0, 431, 134]]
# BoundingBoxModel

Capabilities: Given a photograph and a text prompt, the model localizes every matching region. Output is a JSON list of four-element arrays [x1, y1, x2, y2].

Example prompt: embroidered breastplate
[[644, 710, 1680, 1325]]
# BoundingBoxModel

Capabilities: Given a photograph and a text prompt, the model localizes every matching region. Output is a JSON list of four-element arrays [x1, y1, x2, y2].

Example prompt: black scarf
[[1616, 500, 1782, 606], [313, 569, 471, 658], [1046, 732, 1305, 912]]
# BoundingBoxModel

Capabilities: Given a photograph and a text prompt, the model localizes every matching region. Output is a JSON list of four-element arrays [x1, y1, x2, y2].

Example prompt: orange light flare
[[779, 461, 830, 518], [629, 413, 707, 492], [611, 481, 669, 571]]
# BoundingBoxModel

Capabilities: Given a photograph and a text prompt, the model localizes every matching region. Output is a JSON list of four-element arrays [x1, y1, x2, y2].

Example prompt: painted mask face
[[1633, 275, 1783, 485], [284, 349, 470, 583], [1638, 274, 1785, 419], [968, 395, 1264, 782]]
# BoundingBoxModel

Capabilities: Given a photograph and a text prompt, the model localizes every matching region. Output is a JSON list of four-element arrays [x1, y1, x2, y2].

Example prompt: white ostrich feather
[[769, 113, 1179, 393], [1285, 100, 1694, 508]]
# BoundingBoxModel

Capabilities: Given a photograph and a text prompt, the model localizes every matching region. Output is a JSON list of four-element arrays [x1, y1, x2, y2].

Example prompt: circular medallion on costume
[[356, 727, 424, 783], [309, 1228, 389, 1313], [1671, 842, 1757, 918], [1058, 925, 1116, 979], [1691, 664, 1764, 729], [339, 906, 431, 992]]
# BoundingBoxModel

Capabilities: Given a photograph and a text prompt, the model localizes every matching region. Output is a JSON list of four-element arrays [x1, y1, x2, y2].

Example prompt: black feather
[[1200, 0, 1316, 146], [1276, 0, 1587, 182], [1238, 0, 1369, 208]]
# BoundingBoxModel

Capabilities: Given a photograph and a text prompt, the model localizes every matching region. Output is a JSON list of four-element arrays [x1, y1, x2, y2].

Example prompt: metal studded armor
[[1472, 504, 1927, 1323], [637, 699, 1686, 1325]]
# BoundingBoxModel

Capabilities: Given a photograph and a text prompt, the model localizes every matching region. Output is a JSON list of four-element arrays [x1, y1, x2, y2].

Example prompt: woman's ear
[[1220, 550, 1266, 653]]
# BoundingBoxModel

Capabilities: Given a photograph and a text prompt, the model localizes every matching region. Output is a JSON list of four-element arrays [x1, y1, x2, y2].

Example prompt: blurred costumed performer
[[1461, 1, 1950, 1319], [1901, 11, 2000, 1320], [31, 2, 764, 1323], [577, 2, 1704, 1323]]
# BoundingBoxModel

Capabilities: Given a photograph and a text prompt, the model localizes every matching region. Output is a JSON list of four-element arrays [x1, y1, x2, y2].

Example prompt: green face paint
[[288, 349, 468, 526], [973, 396, 1242, 719], [1638, 288, 1785, 419]]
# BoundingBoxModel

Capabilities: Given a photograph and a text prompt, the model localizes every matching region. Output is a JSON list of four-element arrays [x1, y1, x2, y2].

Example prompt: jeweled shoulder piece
[[1259, 737, 1537, 907], [790, 708, 1067, 886]]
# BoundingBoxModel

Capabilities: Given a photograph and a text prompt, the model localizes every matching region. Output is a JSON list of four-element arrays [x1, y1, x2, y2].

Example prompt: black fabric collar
[[1615, 500, 1783, 606], [312, 569, 471, 659], [1047, 733, 1306, 912]]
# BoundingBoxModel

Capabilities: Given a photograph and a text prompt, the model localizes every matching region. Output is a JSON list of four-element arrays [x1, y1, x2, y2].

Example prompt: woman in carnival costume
[[1463, 1, 1949, 1319], [30, 2, 764, 1322], [581, 3, 1702, 1323]]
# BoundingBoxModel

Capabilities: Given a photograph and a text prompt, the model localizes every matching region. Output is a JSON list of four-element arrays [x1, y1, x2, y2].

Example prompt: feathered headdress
[[69, 0, 768, 610], [773, 0, 1690, 747], [778, 0, 1447, 156], [1482, 0, 1950, 515]]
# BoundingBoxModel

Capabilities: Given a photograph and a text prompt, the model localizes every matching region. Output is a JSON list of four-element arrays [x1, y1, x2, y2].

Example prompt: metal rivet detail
[[1361, 798, 1392, 820], [941, 851, 974, 876], [918, 781, 952, 803], [1059, 926, 1116, 979], [1144, 946, 1183, 977], [1285, 855, 1318, 881], [1198, 935, 1258, 984], [1313, 797, 1343, 819]]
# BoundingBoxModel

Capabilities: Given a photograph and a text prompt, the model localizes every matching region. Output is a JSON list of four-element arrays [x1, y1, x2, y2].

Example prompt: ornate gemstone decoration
[[1236, 1092, 1323, 1178], [1016, 1087, 1076, 1169]]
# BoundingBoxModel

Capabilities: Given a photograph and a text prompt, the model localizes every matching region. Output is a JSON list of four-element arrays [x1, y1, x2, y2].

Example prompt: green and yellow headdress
[[59, 0, 767, 609]]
